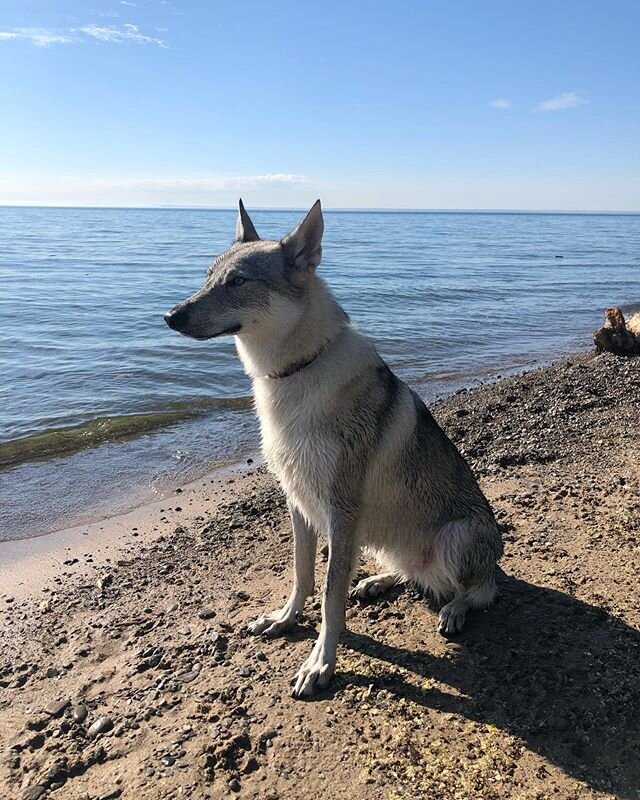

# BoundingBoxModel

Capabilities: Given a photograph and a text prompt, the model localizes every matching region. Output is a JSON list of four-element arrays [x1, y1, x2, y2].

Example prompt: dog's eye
[[230, 276, 246, 286]]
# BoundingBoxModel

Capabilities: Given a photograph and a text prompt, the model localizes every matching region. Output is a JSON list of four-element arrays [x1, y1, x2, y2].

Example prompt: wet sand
[[1, 351, 639, 800]]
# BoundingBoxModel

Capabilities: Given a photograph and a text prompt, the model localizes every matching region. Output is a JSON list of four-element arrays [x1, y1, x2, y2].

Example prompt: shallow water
[[1, 207, 638, 540]]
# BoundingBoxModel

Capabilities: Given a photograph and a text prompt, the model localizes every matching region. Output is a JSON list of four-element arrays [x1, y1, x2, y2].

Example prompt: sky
[[1, 1, 639, 211]]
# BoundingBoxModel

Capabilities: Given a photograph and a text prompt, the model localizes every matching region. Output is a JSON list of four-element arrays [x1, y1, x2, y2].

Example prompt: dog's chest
[[254, 383, 338, 526]]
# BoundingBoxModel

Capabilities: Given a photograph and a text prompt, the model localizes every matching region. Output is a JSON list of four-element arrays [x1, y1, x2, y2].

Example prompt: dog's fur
[[165, 201, 503, 698]]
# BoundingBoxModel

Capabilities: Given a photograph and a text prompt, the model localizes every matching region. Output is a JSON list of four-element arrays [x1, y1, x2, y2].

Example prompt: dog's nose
[[164, 307, 189, 331]]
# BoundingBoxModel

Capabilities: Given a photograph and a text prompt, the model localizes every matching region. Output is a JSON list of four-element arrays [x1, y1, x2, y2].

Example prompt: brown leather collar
[[265, 341, 329, 380]]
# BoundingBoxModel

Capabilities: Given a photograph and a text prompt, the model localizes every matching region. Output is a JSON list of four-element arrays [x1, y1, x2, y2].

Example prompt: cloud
[[490, 99, 511, 109], [0, 27, 74, 46], [74, 173, 308, 191], [0, 23, 166, 47], [535, 92, 585, 112], [0, 173, 310, 207], [77, 24, 166, 47]]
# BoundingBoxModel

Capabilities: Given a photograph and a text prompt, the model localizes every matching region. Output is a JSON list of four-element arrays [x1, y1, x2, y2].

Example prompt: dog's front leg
[[292, 513, 355, 698], [247, 504, 316, 637]]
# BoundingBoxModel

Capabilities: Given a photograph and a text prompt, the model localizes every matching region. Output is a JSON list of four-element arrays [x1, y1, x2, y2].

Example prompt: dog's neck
[[235, 276, 348, 381]]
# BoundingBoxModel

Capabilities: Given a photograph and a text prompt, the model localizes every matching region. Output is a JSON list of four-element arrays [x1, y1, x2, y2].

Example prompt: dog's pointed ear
[[281, 200, 323, 272], [236, 199, 260, 243]]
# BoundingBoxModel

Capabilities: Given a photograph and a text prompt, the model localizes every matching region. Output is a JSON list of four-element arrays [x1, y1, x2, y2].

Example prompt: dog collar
[[265, 341, 329, 380]]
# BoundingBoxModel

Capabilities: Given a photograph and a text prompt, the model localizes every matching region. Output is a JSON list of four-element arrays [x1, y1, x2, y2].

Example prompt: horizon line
[[1, 203, 639, 215]]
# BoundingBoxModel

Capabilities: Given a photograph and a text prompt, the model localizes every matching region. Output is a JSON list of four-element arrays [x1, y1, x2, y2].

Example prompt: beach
[[1, 349, 639, 800]]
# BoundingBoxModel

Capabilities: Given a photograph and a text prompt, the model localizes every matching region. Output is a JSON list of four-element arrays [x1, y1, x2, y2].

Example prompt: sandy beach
[[1, 350, 639, 800]]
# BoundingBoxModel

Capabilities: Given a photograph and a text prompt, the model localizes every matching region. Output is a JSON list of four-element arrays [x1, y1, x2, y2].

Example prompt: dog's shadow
[[334, 571, 639, 798]]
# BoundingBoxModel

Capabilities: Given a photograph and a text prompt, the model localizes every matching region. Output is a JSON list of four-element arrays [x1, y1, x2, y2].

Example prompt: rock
[[27, 733, 45, 750], [46, 667, 59, 678], [45, 698, 70, 717], [177, 671, 199, 683], [87, 716, 113, 738], [22, 786, 47, 800], [198, 609, 216, 620], [160, 754, 176, 766], [242, 755, 259, 774], [258, 729, 278, 753], [26, 716, 49, 732], [228, 778, 241, 792], [72, 704, 88, 723]]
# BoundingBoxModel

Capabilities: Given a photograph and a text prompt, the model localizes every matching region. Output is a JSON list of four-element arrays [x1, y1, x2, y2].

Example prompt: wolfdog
[[165, 201, 503, 698]]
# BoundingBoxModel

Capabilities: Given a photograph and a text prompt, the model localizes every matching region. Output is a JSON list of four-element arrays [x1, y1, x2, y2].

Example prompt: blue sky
[[1, 1, 639, 210]]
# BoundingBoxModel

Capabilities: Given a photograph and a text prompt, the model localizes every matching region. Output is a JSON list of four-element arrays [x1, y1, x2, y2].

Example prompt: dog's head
[[164, 200, 323, 340]]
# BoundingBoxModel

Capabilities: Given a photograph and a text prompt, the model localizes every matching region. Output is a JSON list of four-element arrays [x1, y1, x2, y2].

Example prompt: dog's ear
[[236, 199, 260, 243], [281, 200, 323, 272]]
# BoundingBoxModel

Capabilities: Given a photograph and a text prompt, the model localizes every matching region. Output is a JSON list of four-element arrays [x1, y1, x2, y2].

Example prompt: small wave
[[0, 396, 253, 469]]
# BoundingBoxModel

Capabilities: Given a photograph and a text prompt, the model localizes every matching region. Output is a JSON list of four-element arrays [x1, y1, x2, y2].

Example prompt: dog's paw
[[351, 578, 386, 600], [247, 608, 297, 638], [292, 649, 335, 698], [351, 573, 398, 600], [437, 600, 467, 636]]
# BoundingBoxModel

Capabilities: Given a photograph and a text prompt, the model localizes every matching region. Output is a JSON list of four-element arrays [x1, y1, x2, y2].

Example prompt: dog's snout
[[164, 307, 189, 332]]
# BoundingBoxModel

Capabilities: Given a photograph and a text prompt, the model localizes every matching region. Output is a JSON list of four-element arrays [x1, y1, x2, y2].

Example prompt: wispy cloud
[[535, 92, 585, 112], [0, 23, 166, 47], [490, 99, 511, 109], [72, 173, 309, 191], [0, 173, 310, 206], [0, 28, 74, 46], [78, 23, 166, 47]]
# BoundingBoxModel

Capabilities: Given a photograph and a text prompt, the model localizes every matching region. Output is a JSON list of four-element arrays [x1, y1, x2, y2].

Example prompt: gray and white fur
[[165, 200, 503, 698]]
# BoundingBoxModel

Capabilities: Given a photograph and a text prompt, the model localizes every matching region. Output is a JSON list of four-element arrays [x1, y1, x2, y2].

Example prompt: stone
[[72, 704, 88, 723], [22, 786, 46, 800], [45, 698, 70, 717], [87, 716, 113, 738], [242, 755, 259, 774]]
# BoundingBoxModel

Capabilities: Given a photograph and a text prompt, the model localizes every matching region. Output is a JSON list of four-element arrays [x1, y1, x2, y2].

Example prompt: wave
[[0, 396, 253, 469]]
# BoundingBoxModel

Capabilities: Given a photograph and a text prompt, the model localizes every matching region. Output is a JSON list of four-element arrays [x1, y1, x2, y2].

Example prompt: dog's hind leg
[[433, 517, 501, 636], [437, 580, 496, 635], [248, 505, 316, 637], [351, 572, 403, 599]]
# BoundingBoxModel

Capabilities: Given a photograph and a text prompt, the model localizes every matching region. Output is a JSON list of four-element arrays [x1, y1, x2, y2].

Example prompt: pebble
[[177, 671, 199, 683], [87, 716, 114, 738], [228, 778, 241, 792], [242, 755, 259, 774], [22, 786, 46, 800], [45, 698, 70, 717], [160, 754, 176, 766], [198, 609, 216, 620]]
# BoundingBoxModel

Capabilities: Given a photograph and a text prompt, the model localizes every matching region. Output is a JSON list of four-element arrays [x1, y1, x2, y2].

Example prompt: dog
[[165, 200, 503, 697]]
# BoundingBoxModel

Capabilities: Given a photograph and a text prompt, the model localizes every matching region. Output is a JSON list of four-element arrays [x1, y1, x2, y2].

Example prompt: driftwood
[[593, 307, 640, 355]]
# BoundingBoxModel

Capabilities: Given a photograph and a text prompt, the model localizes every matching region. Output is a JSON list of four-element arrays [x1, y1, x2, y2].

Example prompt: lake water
[[1, 206, 638, 541]]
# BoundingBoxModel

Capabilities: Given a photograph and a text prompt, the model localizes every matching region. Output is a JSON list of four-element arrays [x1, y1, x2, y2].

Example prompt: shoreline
[[1, 349, 639, 799], [0, 346, 574, 549], [0, 459, 262, 601]]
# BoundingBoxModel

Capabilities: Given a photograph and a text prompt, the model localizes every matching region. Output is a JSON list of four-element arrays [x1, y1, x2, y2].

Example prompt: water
[[1, 207, 638, 541]]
